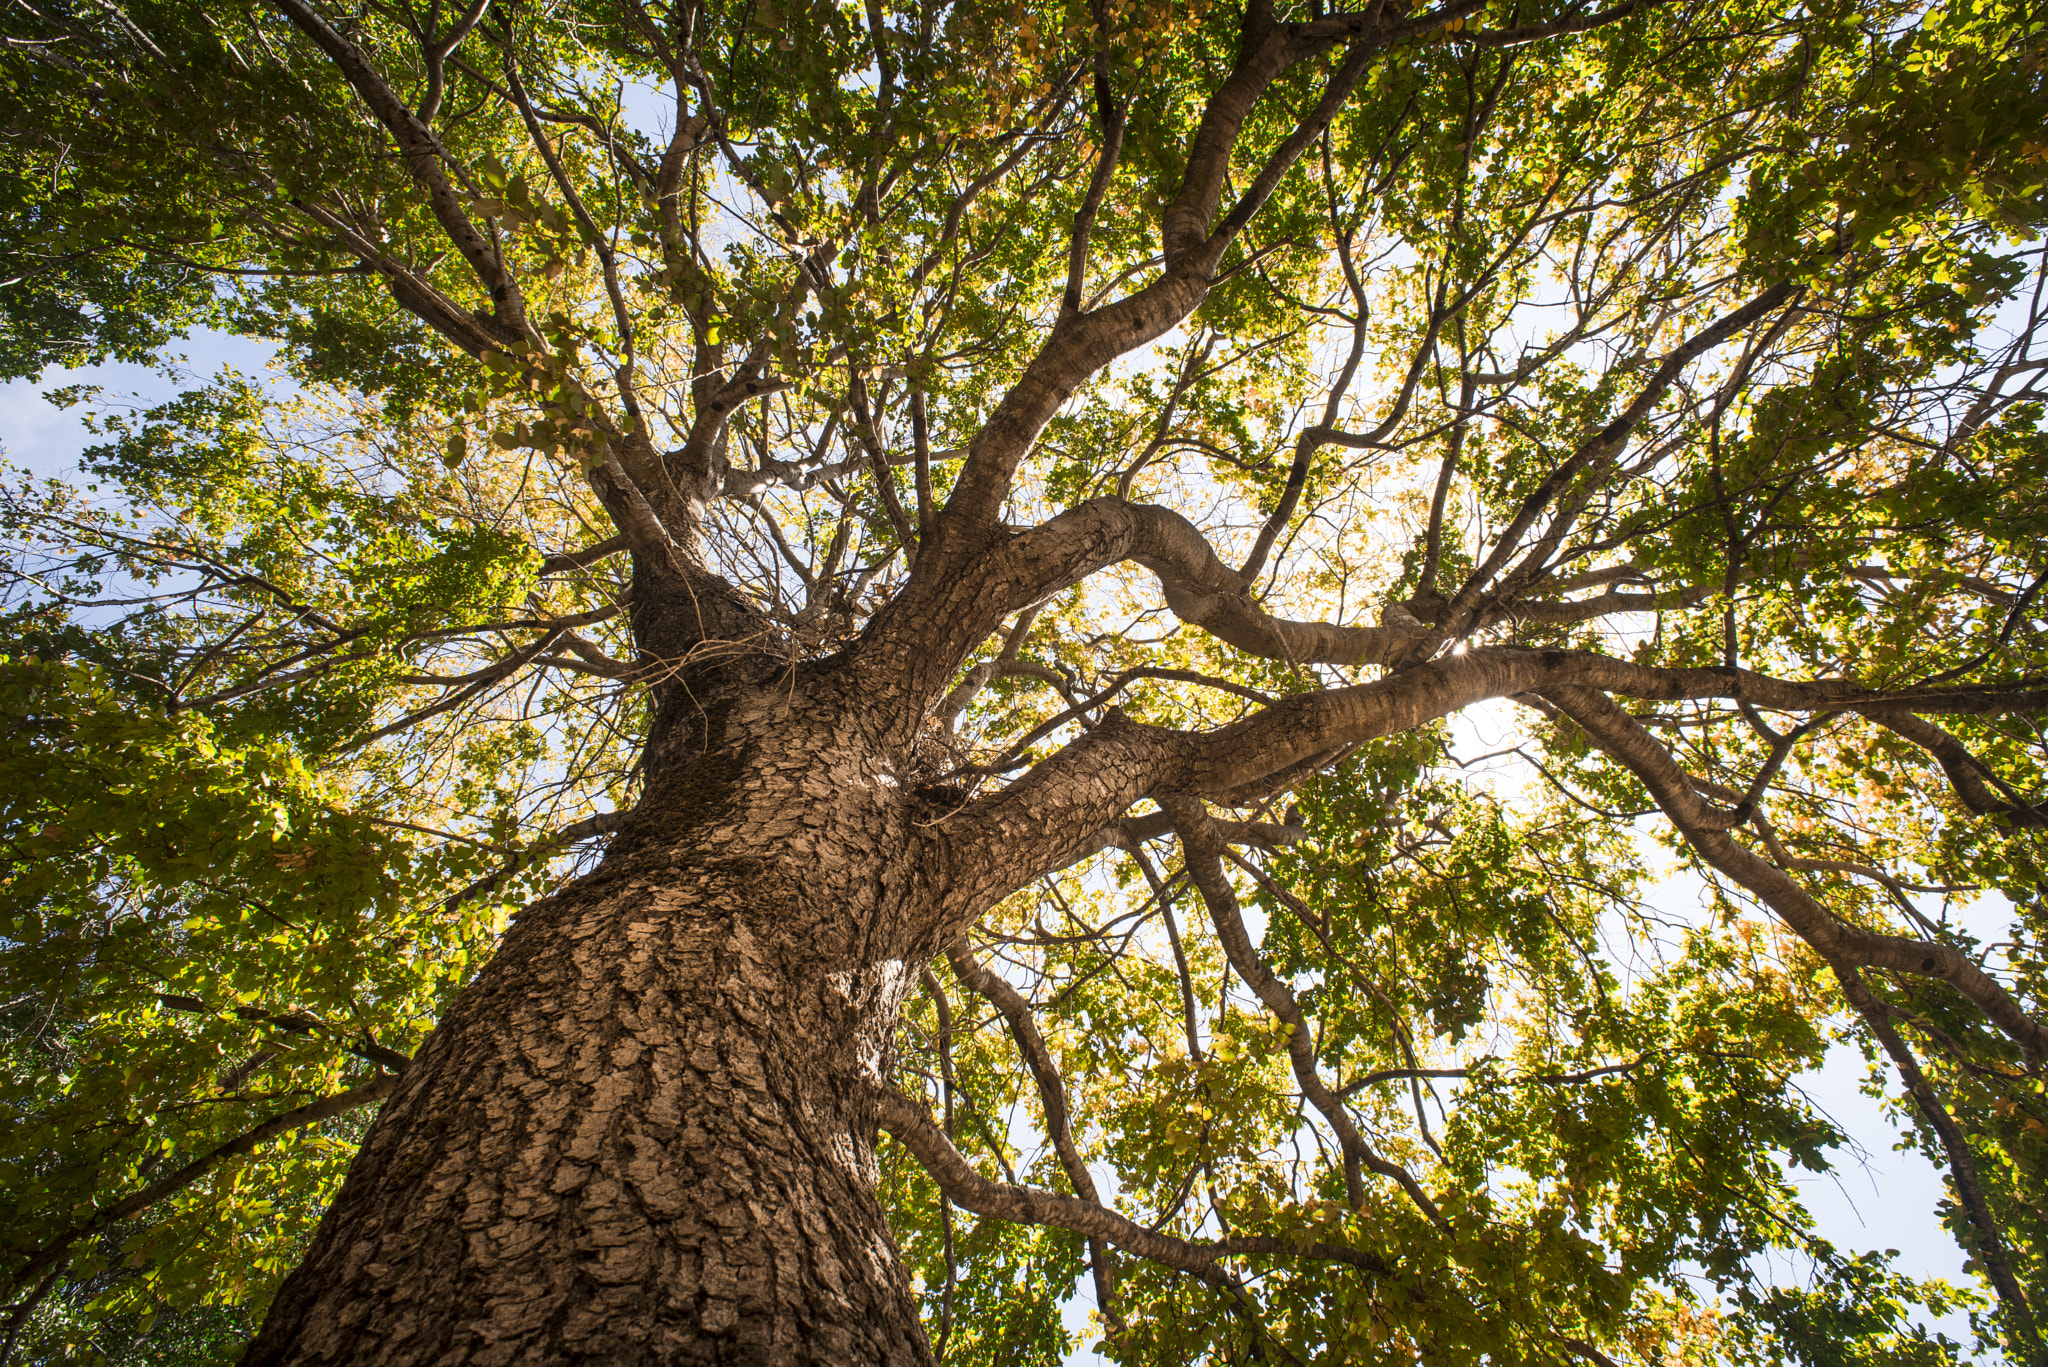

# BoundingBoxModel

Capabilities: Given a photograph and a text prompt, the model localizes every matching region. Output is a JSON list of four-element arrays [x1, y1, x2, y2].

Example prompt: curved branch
[[1541, 685, 2048, 1064], [864, 1081, 1395, 1280], [1163, 795, 1445, 1225], [1864, 711, 2048, 828], [867, 496, 1421, 725], [944, 940, 1120, 1321], [1128, 502, 1426, 665]]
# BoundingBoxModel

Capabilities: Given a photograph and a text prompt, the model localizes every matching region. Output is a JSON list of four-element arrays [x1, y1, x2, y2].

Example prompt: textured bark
[[244, 679, 942, 1366]]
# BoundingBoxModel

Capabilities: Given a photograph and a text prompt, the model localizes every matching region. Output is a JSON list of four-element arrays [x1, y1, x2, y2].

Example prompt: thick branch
[[1865, 711, 2048, 828], [932, 645, 2048, 929]]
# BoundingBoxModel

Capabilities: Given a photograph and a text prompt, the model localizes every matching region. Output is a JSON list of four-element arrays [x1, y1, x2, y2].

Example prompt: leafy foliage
[[1, 0, 2045, 1361]]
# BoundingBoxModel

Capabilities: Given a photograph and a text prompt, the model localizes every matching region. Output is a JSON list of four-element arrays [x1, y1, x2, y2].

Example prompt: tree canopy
[[1, 0, 2046, 1362]]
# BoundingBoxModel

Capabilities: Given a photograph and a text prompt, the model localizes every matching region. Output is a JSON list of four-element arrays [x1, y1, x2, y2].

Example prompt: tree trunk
[[243, 676, 940, 1365]]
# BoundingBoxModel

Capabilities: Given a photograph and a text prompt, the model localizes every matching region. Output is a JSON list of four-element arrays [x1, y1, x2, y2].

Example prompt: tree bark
[[244, 677, 940, 1366]]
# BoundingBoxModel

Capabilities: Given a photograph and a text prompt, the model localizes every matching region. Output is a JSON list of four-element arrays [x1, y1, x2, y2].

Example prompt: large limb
[[1540, 684, 2048, 1064], [928, 646, 2048, 939], [1184, 652, 2048, 800], [853, 496, 1423, 732], [864, 484, 1750, 736]]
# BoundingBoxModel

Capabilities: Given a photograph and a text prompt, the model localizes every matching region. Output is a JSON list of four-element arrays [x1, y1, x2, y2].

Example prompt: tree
[[2, 0, 2046, 1362]]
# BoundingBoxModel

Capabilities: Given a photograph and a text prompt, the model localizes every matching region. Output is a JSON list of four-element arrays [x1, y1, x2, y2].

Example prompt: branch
[[1408, 279, 1798, 661], [1542, 685, 2048, 1064], [883, 496, 1422, 722], [938, 612, 1048, 731], [1397, 0, 1655, 51], [538, 535, 629, 577], [285, 199, 506, 355], [930, 644, 2048, 936], [416, 0, 491, 126], [339, 625, 580, 752], [1833, 966, 2043, 1351], [864, 1081, 1395, 1280], [945, 939, 1120, 1322], [1864, 711, 2048, 828], [270, 0, 525, 339], [1060, 9, 1128, 325], [440, 809, 633, 912], [0, 1257, 66, 1367], [1129, 501, 1425, 664], [4, 1076, 397, 1295], [503, 64, 636, 344], [1048, 807, 1304, 877], [1163, 796, 1445, 1225], [931, 5, 1406, 545], [156, 995, 412, 1074]]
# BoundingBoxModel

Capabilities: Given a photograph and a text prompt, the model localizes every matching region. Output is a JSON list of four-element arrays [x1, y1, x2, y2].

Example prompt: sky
[[0, 330, 287, 483], [1, 346, 1985, 1359]]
